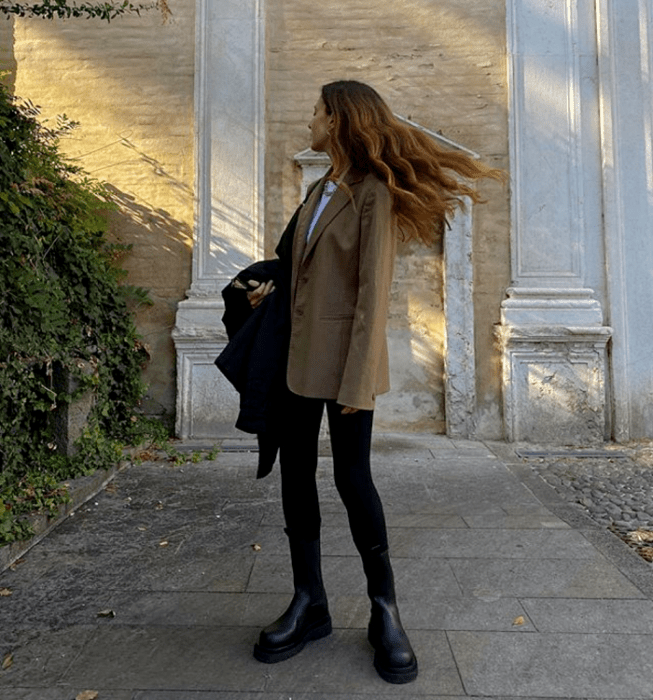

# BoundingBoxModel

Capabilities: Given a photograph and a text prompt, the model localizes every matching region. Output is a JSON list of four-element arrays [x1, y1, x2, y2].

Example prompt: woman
[[248, 80, 503, 684]]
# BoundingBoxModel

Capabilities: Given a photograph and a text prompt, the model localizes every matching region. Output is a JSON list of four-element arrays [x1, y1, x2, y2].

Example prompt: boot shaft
[[285, 527, 327, 604], [361, 545, 396, 603]]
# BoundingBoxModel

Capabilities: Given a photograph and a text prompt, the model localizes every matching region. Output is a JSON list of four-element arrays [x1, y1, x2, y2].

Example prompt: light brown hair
[[321, 80, 505, 245]]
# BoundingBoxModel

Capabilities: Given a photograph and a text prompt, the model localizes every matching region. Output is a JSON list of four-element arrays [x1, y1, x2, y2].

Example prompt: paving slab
[[0, 690, 133, 700], [0, 626, 96, 689], [261, 629, 463, 696], [125, 549, 256, 593], [448, 631, 653, 698], [2, 435, 653, 699], [461, 512, 570, 529], [389, 527, 597, 559], [520, 597, 653, 633], [103, 591, 250, 628], [450, 555, 646, 599], [64, 626, 269, 692], [0, 580, 114, 630]]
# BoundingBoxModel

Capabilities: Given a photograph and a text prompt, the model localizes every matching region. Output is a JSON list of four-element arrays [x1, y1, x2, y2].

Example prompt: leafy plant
[[0, 79, 163, 544], [0, 1, 156, 21]]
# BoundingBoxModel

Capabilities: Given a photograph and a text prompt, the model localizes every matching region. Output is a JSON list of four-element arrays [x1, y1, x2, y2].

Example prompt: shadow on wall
[[4, 10, 195, 424], [104, 180, 192, 419], [207, 197, 264, 279]]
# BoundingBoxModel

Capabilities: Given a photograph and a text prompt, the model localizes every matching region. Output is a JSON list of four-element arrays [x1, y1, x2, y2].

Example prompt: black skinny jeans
[[279, 390, 389, 554]]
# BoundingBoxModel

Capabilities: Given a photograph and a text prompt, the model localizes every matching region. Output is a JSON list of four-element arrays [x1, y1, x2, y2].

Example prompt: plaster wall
[[266, 0, 510, 434], [6, 1, 195, 420]]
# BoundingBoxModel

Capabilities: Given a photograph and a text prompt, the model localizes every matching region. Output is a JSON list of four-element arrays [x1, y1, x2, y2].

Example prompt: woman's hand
[[341, 406, 359, 415], [246, 280, 275, 309]]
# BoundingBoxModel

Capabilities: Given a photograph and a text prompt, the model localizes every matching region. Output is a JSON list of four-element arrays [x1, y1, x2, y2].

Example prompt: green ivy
[[0, 79, 161, 544], [0, 1, 155, 21]]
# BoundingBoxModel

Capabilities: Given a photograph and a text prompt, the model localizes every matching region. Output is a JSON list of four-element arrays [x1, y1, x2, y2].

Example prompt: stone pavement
[[2, 433, 653, 700]]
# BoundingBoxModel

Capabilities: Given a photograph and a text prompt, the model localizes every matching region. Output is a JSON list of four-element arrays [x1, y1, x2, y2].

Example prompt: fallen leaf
[[2, 653, 13, 670], [628, 528, 653, 543], [513, 616, 525, 626], [251, 543, 262, 552], [137, 526, 147, 532], [104, 483, 118, 494], [76, 692, 99, 700], [0, 588, 12, 597], [9, 558, 25, 571], [97, 609, 116, 618]]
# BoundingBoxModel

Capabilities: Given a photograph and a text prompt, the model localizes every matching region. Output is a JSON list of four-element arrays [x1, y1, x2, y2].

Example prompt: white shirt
[[306, 180, 339, 243]]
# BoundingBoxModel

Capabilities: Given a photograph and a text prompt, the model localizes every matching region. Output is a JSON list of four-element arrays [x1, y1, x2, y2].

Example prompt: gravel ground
[[522, 443, 653, 563]]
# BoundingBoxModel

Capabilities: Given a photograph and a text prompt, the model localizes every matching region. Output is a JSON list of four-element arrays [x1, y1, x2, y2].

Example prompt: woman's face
[[309, 96, 334, 153]]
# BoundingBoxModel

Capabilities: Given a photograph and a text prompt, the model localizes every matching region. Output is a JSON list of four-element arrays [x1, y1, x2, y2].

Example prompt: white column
[[597, 0, 653, 440], [501, 0, 611, 444], [173, 0, 265, 439], [443, 203, 477, 438]]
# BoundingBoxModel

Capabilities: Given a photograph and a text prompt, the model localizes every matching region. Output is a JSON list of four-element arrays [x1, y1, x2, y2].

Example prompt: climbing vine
[[0, 80, 162, 544], [0, 1, 158, 22]]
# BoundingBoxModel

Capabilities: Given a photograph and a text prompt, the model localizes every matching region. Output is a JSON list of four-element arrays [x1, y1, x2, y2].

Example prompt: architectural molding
[[501, 0, 612, 442], [596, 0, 653, 440], [506, 0, 587, 286], [501, 325, 611, 444], [173, 0, 266, 439], [442, 203, 476, 438]]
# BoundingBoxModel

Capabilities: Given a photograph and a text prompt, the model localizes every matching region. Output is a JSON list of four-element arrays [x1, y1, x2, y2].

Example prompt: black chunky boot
[[253, 529, 332, 663], [362, 546, 418, 684]]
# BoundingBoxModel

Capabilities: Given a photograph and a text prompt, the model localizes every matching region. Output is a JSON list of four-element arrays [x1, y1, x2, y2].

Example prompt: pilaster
[[596, 0, 653, 440], [173, 0, 265, 439], [501, 0, 611, 443]]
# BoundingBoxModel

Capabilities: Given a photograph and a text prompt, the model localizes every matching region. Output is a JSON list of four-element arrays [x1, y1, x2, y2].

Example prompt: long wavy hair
[[321, 80, 505, 244]]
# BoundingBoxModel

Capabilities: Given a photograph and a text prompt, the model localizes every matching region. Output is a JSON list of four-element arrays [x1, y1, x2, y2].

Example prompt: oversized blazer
[[287, 169, 398, 411]]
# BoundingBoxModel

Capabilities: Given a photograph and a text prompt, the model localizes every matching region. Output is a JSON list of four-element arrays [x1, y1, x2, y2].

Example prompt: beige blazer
[[287, 170, 397, 410]]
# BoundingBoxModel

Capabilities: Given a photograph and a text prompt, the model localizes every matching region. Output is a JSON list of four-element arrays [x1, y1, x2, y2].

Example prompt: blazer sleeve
[[336, 181, 396, 410]]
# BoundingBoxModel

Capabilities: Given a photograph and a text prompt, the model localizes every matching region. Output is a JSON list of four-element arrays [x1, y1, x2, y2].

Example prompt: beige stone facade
[[2, 1, 510, 435]]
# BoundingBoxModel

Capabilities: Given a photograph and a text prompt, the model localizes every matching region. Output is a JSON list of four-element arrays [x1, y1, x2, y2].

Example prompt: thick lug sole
[[253, 616, 332, 664], [373, 652, 419, 684]]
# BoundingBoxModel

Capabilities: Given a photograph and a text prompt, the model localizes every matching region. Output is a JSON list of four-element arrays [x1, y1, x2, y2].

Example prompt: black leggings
[[279, 390, 388, 554]]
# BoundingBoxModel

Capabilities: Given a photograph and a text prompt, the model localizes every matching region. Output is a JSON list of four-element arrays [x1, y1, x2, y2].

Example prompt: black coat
[[215, 201, 302, 478]]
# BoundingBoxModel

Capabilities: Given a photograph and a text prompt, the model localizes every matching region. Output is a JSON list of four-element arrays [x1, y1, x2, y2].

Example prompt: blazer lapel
[[294, 176, 327, 256], [291, 173, 328, 297], [301, 170, 365, 263]]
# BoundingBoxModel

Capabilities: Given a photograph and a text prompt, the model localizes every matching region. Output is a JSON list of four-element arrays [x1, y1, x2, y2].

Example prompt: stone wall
[[266, 0, 510, 434], [5, 1, 195, 419]]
